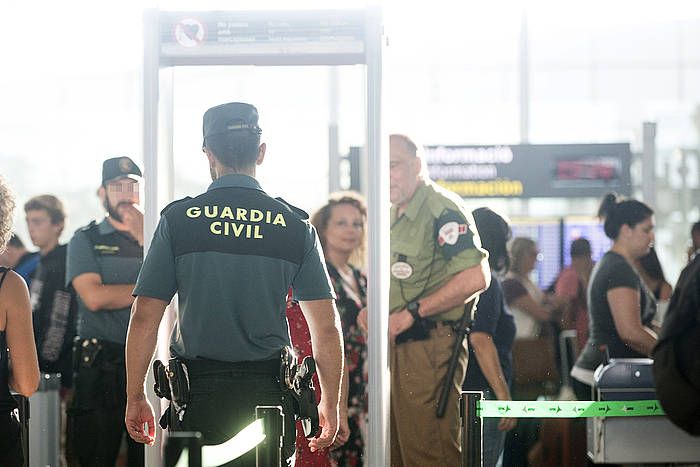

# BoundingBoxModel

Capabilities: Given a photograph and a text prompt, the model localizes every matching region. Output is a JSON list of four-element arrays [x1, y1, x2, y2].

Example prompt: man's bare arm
[[388, 260, 490, 340], [124, 296, 168, 445], [415, 260, 490, 318], [72, 272, 136, 311], [126, 296, 168, 399]]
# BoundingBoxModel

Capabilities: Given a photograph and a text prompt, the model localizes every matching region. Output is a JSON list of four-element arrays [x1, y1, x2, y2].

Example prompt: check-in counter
[[588, 358, 700, 463]]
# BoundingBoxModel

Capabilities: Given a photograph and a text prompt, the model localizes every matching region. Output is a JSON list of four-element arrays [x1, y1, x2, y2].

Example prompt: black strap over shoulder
[[0, 267, 9, 291]]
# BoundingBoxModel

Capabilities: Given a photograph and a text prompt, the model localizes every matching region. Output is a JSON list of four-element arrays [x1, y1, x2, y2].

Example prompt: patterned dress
[[286, 296, 331, 467], [326, 263, 367, 467], [285, 262, 368, 467]]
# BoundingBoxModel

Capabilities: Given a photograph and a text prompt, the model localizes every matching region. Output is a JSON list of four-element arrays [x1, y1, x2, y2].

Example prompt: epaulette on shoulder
[[275, 197, 309, 220], [78, 220, 98, 234], [160, 197, 193, 215]]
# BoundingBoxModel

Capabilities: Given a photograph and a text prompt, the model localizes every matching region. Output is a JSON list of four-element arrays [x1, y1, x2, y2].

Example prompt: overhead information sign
[[425, 143, 632, 198], [159, 10, 366, 66]]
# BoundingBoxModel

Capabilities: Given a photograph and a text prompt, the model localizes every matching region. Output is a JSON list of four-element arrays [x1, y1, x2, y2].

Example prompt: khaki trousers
[[390, 323, 468, 467]]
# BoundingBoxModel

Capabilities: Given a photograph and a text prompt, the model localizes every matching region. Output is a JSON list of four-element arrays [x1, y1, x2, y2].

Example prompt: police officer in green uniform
[[66, 156, 145, 466], [124, 102, 344, 466], [360, 134, 489, 467]]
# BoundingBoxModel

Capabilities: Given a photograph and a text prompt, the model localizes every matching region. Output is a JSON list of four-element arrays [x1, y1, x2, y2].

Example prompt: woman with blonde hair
[[503, 237, 566, 338], [0, 175, 40, 466]]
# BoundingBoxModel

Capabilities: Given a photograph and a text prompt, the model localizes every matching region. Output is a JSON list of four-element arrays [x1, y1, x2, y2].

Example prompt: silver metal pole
[[518, 10, 530, 144], [329, 67, 341, 193], [365, 6, 390, 467], [642, 122, 657, 207], [142, 9, 163, 467]]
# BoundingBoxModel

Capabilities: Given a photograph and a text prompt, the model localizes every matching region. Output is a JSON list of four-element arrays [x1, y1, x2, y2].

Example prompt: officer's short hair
[[24, 194, 66, 226], [205, 131, 261, 171], [203, 102, 262, 171], [311, 191, 367, 268], [0, 176, 16, 253]]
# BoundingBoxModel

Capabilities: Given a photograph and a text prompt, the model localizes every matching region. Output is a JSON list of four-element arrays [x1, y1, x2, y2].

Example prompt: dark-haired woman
[[462, 208, 516, 467], [572, 193, 658, 389], [636, 247, 672, 322], [0, 176, 40, 467], [287, 192, 367, 466], [311, 193, 367, 467]]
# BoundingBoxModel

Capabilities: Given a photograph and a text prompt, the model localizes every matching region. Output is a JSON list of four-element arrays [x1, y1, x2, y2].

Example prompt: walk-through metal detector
[[142, 8, 389, 466]]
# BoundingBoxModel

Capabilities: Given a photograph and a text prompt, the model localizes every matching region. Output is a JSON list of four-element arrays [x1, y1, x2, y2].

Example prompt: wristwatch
[[407, 301, 421, 321]]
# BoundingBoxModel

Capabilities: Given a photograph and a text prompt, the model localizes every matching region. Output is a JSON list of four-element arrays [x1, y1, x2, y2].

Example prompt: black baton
[[436, 300, 474, 418]]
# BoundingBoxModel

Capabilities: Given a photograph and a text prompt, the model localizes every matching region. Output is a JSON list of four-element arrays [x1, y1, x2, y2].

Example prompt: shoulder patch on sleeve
[[275, 197, 309, 220], [160, 197, 193, 215], [434, 209, 476, 260]]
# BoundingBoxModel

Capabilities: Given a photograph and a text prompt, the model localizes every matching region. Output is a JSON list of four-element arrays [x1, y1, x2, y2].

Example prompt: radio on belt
[[588, 358, 700, 464]]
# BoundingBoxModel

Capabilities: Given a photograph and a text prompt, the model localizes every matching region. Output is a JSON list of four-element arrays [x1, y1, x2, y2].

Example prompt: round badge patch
[[119, 157, 133, 173], [438, 221, 460, 246], [391, 261, 413, 279]]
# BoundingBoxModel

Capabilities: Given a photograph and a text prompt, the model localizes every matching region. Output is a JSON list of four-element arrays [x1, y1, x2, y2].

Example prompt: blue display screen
[[510, 220, 610, 290]]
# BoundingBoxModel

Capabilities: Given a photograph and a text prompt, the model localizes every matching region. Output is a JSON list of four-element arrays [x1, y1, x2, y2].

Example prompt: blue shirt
[[463, 276, 516, 391]]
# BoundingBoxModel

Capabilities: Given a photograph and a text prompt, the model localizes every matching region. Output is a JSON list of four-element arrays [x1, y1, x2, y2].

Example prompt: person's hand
[[120, 204, 144, 246], [125, 395, 155, 445], [388, 310, 414, 343], [357, 307, 368, 333], [309, 398, 338, 453], [330, 409, 350, 450], [498, 417, 517, 432]]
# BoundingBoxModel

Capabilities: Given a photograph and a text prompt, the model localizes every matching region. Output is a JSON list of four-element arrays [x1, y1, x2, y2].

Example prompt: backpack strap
[[0, 267, 8, 291]]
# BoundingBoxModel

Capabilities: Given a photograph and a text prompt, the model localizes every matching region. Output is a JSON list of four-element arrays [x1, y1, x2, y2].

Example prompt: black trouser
[[67, 339, 144, 467], [0, 410, 23, 467], [170, 357, 296, 467]]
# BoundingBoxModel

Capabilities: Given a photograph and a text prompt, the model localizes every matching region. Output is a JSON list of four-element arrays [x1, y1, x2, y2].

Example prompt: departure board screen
[[511, 222, 562, 290], [509, 219, 610, 290], [562, 223, 611, 267]]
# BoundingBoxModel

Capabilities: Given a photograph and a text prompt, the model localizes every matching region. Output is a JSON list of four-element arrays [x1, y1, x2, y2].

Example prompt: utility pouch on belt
[[77, 338, 102, 368], [167, 358, 190, 409], [152, 358, 190, 428], [153, 360, 171, 400], [280, 347, 320, 438], [395, 318, 431, 345]]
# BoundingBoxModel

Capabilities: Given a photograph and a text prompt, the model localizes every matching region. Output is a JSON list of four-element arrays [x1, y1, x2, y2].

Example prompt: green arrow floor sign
[[478, 400, 665, 418]]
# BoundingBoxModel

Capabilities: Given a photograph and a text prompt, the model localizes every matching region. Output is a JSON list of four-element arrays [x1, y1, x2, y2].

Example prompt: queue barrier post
[[460, 391, 483, 467]]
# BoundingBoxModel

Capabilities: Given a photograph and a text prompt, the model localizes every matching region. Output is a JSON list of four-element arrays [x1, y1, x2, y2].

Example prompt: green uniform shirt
[[390, 180, 487, 321], [66, 219, 143, 345], [134, 174, 335, 363]]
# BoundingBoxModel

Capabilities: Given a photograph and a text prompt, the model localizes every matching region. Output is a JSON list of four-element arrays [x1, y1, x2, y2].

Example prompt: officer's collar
[[99, 217, 117, 235], [392, 180, 428, 222], [208, 173, 263, 192]]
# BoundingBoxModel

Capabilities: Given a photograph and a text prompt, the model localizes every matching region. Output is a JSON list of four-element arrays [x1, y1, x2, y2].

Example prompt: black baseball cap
[[202, 102, 262, 147], [102, 157, 142, 185]]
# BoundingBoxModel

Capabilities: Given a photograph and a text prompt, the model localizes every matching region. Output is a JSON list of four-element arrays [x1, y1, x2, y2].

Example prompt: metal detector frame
[[142, 8, 389, 466]]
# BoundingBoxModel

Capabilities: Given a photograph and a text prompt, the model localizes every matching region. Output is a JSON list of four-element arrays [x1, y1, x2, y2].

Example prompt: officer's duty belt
[[422, 319, 461, 331], [183, 356, 280, 377]]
